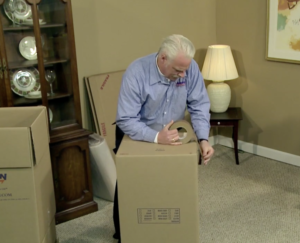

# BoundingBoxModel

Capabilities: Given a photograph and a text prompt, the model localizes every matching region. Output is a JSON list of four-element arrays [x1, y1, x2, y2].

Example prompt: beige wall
[[71, 0, 299, 157], [216, 1, 300, 156], [71, 0, 216, 131]]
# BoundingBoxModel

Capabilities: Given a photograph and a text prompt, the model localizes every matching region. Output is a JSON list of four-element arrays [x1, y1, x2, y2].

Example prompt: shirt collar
[[149, 53, 170, 85]]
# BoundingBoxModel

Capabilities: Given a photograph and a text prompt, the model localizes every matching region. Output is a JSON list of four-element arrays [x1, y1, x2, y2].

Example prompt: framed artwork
[[266, 0, 300, 64]]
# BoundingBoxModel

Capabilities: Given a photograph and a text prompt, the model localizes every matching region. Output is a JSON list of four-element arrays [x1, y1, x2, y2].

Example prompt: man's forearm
[[116, 119, 158, 142]]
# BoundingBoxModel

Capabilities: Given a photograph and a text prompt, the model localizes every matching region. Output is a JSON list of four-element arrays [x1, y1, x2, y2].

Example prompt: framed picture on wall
[[266, 0, 300, 64]]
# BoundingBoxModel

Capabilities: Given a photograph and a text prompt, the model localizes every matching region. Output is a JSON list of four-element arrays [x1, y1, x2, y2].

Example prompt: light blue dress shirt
[[116, 53, 211, 142]]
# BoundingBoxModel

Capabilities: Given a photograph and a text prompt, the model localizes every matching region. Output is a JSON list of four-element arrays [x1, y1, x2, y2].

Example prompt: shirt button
[[167, 99, 169, 102], [164, 112, 167, 115], [163, 124, 166, 127]]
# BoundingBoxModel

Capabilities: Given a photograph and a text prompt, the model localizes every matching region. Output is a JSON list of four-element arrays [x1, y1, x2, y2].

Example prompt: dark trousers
[[113, 125, 124, 237]]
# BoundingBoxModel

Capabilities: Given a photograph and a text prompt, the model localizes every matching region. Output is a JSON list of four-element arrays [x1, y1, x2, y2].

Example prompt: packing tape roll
[[169, 120, 196, 144]]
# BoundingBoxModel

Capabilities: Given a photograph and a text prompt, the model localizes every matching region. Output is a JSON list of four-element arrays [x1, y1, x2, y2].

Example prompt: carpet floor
[[56, 145, 300, 243]]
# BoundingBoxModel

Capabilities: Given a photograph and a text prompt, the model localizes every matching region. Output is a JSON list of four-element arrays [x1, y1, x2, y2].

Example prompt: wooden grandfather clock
[[0, 0, 98, 224]]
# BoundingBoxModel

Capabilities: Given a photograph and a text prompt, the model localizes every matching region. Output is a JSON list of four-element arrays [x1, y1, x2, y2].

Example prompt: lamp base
[[207, 82, 231, 113]]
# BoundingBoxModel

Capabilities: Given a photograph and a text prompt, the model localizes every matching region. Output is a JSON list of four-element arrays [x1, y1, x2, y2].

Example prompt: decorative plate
[[4, 0, 32, 25], [10, 68, 40, 96], [24, 92, 50, 99], [19, 36, 37, 60], [24, 90, 41, 99], [22, 18, 46, 26]]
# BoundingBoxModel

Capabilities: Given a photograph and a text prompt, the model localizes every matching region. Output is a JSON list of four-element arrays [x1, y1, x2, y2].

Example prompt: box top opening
[[0, 107, 49, 168], [117, 135, 199, 157], [0, 107, 45, 128]]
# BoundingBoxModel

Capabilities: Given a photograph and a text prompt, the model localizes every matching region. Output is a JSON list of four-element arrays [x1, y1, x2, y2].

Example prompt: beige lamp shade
[[202, 45, 238, 82], [201, 45, 238, 113]]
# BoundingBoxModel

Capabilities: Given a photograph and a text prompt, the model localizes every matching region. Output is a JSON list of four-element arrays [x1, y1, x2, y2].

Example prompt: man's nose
[[178, 72, 185, 78]]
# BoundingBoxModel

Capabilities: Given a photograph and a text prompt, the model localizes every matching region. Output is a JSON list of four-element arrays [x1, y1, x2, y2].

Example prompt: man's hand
[[157, 120, 182, 145], [199, 140, 214, 165]]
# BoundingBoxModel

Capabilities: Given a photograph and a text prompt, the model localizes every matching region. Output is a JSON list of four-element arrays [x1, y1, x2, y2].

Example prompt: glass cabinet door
[[1, 0, 42, 107], [0, 0, 82, 134], [37, 0, 81, 133]]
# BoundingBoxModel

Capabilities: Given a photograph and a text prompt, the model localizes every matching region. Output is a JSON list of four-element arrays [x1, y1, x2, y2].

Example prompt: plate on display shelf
[[49, 108, 53, 123], [10, 68, 40, 96], [4, 0, 32, 25], [19, 36, 37, 60], [22, 18, 46, 25], [24, 91, 50, 99]]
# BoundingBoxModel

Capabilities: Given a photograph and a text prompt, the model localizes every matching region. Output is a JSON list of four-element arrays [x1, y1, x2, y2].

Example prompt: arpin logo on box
[[0, 174, 7, 184]]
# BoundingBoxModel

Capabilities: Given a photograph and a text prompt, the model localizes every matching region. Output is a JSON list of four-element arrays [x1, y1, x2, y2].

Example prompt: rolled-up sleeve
[[116, 64, 158, 142], [186, 60, 211, 140]]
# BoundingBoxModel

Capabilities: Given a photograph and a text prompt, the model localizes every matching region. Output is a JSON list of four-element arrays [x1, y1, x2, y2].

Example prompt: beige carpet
[[56, 145, 300, 243]]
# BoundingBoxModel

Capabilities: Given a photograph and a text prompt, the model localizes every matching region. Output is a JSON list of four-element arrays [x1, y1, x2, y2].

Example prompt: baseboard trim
[[213, 135, 300, 167], [208, 136, 218, 146]]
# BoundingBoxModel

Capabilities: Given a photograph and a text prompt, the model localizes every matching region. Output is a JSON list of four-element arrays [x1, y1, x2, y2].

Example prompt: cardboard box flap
[[0, 127, 33, 168], [0, 107, 44, 127], [0, 106, 49, 168], [30, 108, 50, 164]]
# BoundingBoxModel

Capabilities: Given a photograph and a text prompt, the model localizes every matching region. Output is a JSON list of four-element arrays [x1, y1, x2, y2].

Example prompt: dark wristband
[[198, 139, 208, 143]]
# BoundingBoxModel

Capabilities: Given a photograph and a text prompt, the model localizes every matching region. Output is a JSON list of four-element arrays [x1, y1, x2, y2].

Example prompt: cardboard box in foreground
[[0, 107, 57, 243], [116, 135, 200, 243]]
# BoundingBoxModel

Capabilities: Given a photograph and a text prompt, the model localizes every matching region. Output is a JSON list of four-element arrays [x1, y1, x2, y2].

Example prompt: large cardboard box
[[0, 107, 57, 243], [85, 71, 125, 161], [116, 135, 200, 243]]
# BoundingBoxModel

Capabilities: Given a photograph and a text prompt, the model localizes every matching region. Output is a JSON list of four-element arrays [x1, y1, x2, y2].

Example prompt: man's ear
[[161, 53, 167, 61]]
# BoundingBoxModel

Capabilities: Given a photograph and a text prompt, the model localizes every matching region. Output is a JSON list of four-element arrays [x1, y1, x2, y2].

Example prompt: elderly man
[[113, 34, 214, 243]]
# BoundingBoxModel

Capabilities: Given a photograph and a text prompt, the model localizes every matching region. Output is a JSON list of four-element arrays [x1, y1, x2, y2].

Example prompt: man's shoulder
[[126, 53, 156, 76], [189, 58, 199, 70], [185, 58, 200, 77], [130, 53, 156, 67]]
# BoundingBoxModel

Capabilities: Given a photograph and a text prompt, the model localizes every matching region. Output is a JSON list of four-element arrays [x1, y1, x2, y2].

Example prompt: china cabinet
[[0, 0, 98, 224]]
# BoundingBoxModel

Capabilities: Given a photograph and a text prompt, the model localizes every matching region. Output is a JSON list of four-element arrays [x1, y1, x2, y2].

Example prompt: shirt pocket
[[141, 86, 167, 120], [171, 85, 188, 119]]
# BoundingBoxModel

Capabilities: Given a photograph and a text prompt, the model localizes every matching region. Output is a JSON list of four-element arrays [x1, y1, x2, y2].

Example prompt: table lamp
[[201, 45, 238, 113]]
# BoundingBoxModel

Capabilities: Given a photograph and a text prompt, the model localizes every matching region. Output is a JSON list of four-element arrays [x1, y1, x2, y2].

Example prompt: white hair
[[158, 34, 196, 61]]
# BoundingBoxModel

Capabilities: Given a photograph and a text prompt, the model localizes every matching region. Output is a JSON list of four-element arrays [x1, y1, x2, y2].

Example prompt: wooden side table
[[200, 107, 243, 165]]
